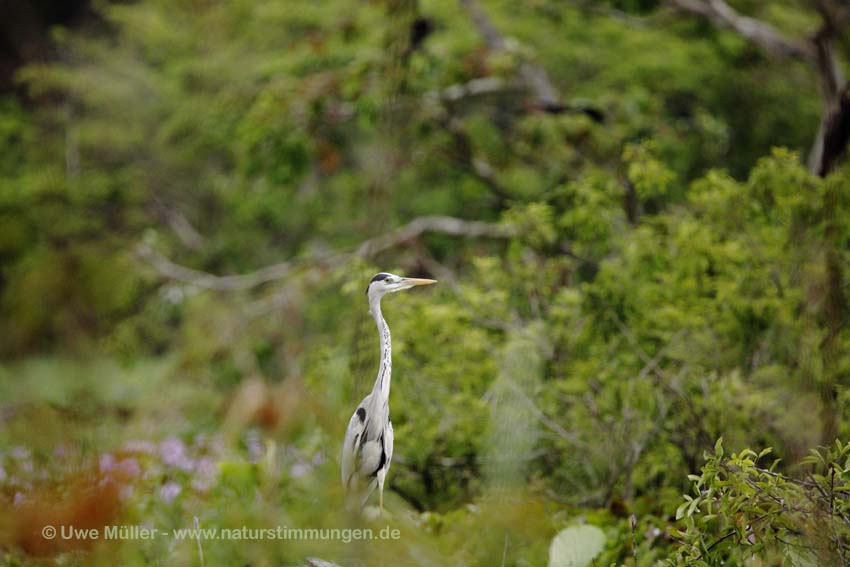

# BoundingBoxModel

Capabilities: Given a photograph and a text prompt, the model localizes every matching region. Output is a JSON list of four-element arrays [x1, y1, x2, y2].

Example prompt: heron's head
[[366, 272, 437, 299]]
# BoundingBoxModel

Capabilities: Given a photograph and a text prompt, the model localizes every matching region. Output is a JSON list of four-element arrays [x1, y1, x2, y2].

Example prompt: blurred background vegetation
[[1, 0, 850, 565]]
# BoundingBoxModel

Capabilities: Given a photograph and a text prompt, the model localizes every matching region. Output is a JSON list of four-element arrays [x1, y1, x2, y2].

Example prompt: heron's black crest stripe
[[356, 407, 366, 422], [366, 272, 392, 294]]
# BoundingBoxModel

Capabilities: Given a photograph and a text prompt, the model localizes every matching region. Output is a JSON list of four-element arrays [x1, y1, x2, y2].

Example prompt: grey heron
[[341, 272, 437, 514]]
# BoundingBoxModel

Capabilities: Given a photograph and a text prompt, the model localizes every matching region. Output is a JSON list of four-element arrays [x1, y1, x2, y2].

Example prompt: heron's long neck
[[370, 299, 392, 400]]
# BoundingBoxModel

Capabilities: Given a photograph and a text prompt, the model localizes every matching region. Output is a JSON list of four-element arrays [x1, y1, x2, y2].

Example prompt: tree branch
[[459, 0, 507, 51], [669, 0, 815, 61], [669, 0, 850, 174], [814, 27, 844, 99], [458, 0, 604, 120], [817, 83, 850, 176], [137, 216, 514, 291], [136, 243, 295, 291], [810, 11, 849, 175], [150, 195, 205, 251], [354, 215, 514, 256], [430, 76, 519, 105]]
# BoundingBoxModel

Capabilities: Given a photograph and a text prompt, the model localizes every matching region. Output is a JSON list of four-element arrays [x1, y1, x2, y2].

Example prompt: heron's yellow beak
[[402, 277, 437, 286]]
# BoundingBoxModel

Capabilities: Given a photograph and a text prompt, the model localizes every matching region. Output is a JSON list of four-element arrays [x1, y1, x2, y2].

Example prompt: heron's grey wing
[[342, 393, 392, 497], [341, 404, 368, 490], [358, 398, 390, 478], [357, 435, 384, 479]]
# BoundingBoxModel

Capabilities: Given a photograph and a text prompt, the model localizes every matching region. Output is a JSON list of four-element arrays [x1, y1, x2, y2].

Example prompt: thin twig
[[629, 514, 639, 565], [503, 379, 591, 449]]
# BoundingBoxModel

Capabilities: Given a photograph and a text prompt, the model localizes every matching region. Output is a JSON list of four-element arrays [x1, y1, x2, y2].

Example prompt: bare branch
[[159, 207, 205, 251], [669, 0, 815, 61], [809, 13, 849, 175], [814, 0, 850, 39], [354, 215, 515, 256], [814, 28, 845, 100], [458, 0, 604, 120], [459, 0, 507, 51], [136, 243, 295, 291], [150, 195, 205, 251], [138, 216, 514, 291], [430, 76, 518, 105]]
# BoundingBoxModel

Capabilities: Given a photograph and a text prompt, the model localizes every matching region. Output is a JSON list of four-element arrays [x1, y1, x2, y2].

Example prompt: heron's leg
[[376, 468, 387, 516], [360, 478, 377, 509]]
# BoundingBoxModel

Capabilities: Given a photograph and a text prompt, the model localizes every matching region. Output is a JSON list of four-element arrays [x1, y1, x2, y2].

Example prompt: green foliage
[[672, 439, 850, 566]]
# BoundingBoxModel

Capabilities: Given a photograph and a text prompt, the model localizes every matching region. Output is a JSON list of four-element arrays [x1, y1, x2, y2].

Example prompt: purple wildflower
[[159, 482, 182, 503], [99, 453, 117, 473], [118, 458, 141, 478], [10, 447, 30, 460], [245, 431, 263, 463], [190, 457, 218, 492], [290, 462, 311, 478], [160, 437, 194, 471]]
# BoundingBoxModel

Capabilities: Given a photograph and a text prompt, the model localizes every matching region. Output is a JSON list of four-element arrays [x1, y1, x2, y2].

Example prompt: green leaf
[[786, 548, 818, 567], [715, 437, 724, 458]]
